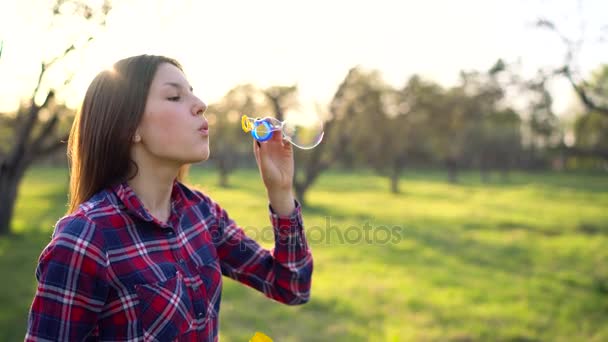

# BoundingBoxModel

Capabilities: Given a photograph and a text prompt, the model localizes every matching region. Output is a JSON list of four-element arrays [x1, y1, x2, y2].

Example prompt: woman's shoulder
[[40, 207, 109, 273], [52, 188, 117, 241], [53, 211, 95, 237], [174, 182, 220, 214], [46, 211, 107, 261]]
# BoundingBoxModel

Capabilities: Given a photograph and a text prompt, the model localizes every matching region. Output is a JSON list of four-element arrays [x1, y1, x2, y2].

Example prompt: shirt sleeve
[[26, 215, 109, 341], [209, 199, 313, 305]]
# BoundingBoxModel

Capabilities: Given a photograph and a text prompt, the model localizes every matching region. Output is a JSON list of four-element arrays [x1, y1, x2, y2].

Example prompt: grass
[[1, 166, 607, 341]]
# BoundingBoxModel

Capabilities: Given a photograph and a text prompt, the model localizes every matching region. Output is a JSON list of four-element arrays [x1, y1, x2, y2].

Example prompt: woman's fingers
[[254, 131, 292, 169], [252, 138, 261, 166], [270, 129, 283, 144], [258, 132, 285, 155]]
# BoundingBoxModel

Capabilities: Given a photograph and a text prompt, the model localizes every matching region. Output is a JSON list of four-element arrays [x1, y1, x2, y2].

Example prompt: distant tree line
[[203, 60, 607, 202]]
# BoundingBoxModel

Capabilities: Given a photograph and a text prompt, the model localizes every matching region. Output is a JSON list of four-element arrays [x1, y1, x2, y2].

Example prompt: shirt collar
[[111, 179, 187, 228]]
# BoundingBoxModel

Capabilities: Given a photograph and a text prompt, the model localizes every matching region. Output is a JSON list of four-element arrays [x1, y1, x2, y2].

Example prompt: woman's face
[[135, 63, 209, 165]]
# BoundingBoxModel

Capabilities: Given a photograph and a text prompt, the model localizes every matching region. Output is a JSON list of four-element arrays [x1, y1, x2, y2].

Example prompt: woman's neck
[[127, 156, 179, 224]]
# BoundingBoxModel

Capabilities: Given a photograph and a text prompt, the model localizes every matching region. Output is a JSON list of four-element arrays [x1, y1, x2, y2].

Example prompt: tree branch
[[560, 66, 608, 116], [7, 90, 55, 167], [20, 132, 68, 168], [536, 18, 608, 117], [264, 91, 285, 122], [37, 133, 69, 157], [29, 42, 77, 104], [30, 63, 47, 105], [45, 44, 76, 70], [31, 114, 60, 156]]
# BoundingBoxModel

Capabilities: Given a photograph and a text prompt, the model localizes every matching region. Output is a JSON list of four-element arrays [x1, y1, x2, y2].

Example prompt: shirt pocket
[[135, 270, 194, 341], [191, 262, 222, 322]]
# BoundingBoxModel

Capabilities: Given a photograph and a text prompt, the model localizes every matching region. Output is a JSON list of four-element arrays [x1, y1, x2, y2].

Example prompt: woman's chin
[[192, 148, 210, 163], [198, 152, 210, 162], [174, 144, 209, 164]]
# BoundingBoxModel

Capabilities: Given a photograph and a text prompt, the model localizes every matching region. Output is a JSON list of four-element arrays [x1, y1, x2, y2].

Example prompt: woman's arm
[[26, 215, 109, 341], [209, 129, 313, 304], [209, 198, 313, 305]]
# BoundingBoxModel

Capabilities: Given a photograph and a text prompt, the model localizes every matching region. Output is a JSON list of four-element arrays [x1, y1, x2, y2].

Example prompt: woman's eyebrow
[[163, 82, 194, 92]]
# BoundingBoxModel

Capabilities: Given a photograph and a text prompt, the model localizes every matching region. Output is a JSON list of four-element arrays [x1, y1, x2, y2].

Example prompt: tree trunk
[[480, 158, 489, 183], [446, 158, 459, 184], [217, 157, 230, 188], [294, 181, 307, 207], [390, 162, 401, 194], [218, 171, 228, 188], [0, 163, 26, 235], [291, 126, 335, 207], [500, 167, 510, 182]]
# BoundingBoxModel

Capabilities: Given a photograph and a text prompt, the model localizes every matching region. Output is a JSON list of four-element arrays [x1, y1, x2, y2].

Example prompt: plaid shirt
[[26, 181, 312, 341]]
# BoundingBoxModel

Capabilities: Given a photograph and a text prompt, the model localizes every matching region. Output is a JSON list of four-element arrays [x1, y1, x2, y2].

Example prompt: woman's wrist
[[267, 188, 296, 217]]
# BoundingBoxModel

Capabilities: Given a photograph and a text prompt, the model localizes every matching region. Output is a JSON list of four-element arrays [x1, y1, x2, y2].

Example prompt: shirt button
[[197, 312, 204, 318], [167, 230, 174, 236], [179, 259, 185, 265]]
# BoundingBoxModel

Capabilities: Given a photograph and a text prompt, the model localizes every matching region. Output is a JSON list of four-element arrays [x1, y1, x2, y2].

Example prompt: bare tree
[[536, 16, 608, 116], [0, 0, 111, 235], [263, 85, 345, 206], [264, 85, 298, 122], [535, 8, 608, 163]]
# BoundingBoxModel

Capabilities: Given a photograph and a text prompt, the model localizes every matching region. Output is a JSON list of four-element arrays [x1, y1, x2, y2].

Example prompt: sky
[[0, 0, 606, 115]]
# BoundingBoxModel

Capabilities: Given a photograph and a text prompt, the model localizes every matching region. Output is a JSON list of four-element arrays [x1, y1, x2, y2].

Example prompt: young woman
[[25, 55, 313, 341]]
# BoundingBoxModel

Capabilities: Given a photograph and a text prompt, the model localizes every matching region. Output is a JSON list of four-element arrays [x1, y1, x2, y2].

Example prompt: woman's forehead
[[152, 63, 188, 87]]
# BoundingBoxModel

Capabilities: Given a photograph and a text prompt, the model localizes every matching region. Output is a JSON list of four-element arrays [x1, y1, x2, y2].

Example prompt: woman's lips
[[198, 121, 209, 136]]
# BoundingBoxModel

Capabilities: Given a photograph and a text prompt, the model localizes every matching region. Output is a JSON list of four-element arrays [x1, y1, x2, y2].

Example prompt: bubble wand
[[241, 115, 324, 149]]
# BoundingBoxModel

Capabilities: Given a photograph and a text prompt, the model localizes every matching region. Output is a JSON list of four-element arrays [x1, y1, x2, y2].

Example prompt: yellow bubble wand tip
[[241, 115, 253, 132]]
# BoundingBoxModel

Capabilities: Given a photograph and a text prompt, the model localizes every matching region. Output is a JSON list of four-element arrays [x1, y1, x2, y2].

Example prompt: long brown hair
[[67, 55, 189, 214]]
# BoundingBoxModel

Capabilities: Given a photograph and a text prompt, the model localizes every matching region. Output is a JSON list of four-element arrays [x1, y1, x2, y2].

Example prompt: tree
[[569, 65, 608, 164], [264, 85, 298, 122], [0, 0, 111, 235], [476, 108, 522, 180], [528, 75, 561, 147], [336, 70, 392, 175], [326, 68, 389, 167], [289, 68, 389, 204], [261, 85, 332, 205], [459, 61, 523, 180], [536, 19, 608, 117], [427, 85, 470, 183], [260, 70, 382, 204], [533, 13, 608, 165], [207, 84, 271, 187], [387, 75, 441, 193]]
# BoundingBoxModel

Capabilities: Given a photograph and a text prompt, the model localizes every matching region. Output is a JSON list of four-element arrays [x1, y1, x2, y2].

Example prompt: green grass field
[[1, 167, 607, 341]]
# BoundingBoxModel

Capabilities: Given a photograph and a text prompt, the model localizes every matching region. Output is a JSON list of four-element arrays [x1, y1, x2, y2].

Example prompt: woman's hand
[[253, 131, 295, 216]]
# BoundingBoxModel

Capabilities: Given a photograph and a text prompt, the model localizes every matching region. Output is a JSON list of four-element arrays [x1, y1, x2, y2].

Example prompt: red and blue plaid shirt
[[26, 180, 313, 341]]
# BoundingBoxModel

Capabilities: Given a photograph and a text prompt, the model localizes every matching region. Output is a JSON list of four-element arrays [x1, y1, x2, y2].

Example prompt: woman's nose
[[193, 97, 207, 116]]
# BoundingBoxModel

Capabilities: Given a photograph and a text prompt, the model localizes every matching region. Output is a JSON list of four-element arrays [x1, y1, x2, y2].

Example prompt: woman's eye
[[168, 96, 181, 101]]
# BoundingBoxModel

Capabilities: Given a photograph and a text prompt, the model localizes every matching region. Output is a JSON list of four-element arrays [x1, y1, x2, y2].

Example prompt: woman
[[25, 55, 313, 341]]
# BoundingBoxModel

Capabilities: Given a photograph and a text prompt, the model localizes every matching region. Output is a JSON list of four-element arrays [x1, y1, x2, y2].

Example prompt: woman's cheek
[[143, 114, 177, 149]]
